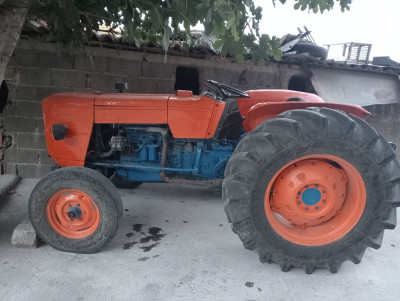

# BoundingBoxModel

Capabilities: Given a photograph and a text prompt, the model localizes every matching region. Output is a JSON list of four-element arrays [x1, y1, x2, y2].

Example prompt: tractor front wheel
[[29, 167, 123, 253], [223, 107, 400, 273]]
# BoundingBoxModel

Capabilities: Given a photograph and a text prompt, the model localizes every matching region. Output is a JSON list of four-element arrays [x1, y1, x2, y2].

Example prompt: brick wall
[[1, 39, 305, 178], [3, 39, 397, 179]]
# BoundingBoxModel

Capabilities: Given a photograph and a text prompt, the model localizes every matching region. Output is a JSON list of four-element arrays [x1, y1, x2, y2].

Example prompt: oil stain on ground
[[245, 282, 254, 288], [140, 227, 166, 243], [132, 224, 143, 232], [123, 241, 137, 250], [123, 225, 166, 253], [140, 243, 160, 252]]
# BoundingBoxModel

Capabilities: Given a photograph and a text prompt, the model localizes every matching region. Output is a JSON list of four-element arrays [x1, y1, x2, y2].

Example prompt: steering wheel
[[206, 80, 250, 99]]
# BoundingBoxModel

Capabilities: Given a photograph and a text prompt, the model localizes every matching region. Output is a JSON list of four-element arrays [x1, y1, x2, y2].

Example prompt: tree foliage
[[37, 0, 351, 64]]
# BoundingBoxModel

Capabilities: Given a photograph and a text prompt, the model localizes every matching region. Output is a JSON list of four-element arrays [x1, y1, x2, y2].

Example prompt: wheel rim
[[46, 189, 100, 239], [264, 154, 366, 246]]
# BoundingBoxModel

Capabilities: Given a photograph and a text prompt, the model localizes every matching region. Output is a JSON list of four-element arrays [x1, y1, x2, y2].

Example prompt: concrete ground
[[1, 179, 400, 301]]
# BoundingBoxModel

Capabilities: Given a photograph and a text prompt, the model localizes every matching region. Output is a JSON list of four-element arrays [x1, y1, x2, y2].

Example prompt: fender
[[242, 101, 370, 132], [238, 90, 325, 121]]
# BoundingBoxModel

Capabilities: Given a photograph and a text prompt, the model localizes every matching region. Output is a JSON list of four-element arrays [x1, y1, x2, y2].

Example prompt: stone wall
[[0, 39, 305, 178]]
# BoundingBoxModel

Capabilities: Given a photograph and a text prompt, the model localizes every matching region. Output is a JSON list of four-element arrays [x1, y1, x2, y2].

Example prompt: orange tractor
[[29, 80, 400, 273]]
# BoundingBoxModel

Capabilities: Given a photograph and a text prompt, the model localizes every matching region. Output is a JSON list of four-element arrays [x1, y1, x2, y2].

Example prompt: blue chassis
[[88, 139, 237, 182]]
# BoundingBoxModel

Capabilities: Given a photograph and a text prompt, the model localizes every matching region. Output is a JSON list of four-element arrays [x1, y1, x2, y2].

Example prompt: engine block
[[101, 126, 236, 182]]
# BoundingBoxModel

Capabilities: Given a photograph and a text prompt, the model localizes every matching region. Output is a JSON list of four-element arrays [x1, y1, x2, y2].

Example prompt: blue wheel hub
[[301, 188, 322, 206], [67, 206, 82, 220]]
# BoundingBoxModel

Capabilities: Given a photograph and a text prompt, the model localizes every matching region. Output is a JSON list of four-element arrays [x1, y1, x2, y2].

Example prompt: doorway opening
[[174, 66, 200, 95]]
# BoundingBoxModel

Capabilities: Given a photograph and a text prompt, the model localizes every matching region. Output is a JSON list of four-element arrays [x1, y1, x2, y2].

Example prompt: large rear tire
[[29, 167, 123, 253], [223, 107, 400, 273]]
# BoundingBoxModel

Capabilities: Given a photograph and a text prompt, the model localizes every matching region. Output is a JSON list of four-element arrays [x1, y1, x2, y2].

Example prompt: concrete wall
[[1, 39, 399, 179], [365, 103, 400, 158], [0, 39, 305, 178], [310, 68, 400, 106]]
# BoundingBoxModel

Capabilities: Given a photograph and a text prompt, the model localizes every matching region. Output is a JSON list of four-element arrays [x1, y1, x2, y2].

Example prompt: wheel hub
[[296, 184, 329, 213], [271, 159, 348, 227], [67, 206, 82, 220], [46, 189, 100, 239], [301, 187, 322, 206]]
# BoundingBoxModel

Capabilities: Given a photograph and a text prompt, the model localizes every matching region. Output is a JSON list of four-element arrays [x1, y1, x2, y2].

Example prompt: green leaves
[[293, 0, 351, 13], [246, 34, 282, 65], [339, 0, 352, 12], [214, 33, 282, 65], [37, 0, 350, 65], [215, 0, 236, 29]]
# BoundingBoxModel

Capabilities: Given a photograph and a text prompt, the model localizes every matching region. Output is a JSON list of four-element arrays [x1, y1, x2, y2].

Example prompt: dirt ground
[[1, 179, 400, 301]]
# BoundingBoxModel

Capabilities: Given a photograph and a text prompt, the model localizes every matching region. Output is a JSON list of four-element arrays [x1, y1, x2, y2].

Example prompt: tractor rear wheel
[[29, 167, 123, 253], [223, 107, 400, 273]]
